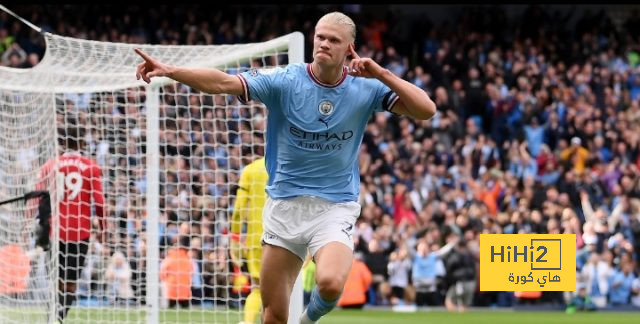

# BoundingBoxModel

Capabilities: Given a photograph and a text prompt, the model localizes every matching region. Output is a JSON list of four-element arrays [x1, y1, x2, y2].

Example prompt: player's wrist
[[375, 68, 393, 80], [166, 64, 178, 78]]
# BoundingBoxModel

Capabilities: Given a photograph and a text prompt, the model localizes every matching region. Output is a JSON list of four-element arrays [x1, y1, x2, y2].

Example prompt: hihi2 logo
[[480, 234, 576, 291]]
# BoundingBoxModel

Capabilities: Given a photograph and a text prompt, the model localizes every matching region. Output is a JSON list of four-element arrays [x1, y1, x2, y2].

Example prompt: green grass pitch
[[49, 308, 640, 323]]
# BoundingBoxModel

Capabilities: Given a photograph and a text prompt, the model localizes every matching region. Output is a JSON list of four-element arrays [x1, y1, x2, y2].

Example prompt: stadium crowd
[[2, 4, 640, 310]]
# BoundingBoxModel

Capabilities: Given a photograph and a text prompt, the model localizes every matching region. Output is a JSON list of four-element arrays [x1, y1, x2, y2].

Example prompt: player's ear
[[347, 43, 354, 57]]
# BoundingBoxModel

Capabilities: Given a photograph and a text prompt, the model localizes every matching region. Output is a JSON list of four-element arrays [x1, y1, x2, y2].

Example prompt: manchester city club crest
[[318, 100, 334, 116]]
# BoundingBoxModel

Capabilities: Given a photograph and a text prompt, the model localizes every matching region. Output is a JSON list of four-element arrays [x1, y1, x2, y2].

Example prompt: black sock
[[58, 291, 65, 321], [57, 291, 76, 321], [64, 293, 76, 319]]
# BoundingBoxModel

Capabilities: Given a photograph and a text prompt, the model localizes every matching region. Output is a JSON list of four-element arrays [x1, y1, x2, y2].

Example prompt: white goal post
[[0, 27, 304, 324]]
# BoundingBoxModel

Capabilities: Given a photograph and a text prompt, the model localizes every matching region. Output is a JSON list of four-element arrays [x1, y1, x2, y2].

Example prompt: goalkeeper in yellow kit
[[230, 156, 268, 324]]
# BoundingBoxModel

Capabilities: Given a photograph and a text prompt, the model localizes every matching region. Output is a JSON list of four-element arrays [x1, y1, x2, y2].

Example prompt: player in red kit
[[39, 126, 107, 323]]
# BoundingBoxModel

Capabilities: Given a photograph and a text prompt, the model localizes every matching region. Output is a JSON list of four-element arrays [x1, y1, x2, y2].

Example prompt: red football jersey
[[39, 152, 106, 242]]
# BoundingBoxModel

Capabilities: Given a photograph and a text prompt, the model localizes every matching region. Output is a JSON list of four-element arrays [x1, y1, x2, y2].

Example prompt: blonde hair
[[316, 11, 356, 42]]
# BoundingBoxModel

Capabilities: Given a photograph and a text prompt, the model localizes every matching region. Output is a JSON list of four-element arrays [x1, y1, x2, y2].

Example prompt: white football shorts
[[261, 195, 361, 261]]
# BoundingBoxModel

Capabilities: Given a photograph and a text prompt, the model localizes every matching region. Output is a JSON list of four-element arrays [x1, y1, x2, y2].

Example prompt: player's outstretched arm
[[134, 48, 244, 96], [347, 44, 436, 120]]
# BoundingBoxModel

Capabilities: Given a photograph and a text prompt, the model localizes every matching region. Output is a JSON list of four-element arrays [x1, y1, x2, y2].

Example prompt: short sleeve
[[371, 81, 400, 113], [236, 67, 286, 106]]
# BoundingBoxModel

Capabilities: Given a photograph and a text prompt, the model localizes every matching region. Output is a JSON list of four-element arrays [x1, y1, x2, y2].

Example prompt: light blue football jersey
[[237, 63, 399, 202]]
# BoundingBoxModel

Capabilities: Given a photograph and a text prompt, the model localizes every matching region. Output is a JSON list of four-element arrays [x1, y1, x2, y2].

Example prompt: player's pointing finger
[[349, 43, 359, 59], [134, 48, 152, 62]]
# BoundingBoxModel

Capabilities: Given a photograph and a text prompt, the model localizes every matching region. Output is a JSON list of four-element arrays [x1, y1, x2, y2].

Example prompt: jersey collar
[[306, 63, 348, 88]]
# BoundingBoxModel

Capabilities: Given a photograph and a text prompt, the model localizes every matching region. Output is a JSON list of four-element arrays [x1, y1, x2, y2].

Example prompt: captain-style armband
[[382, 91, 400, 115], [236, 75, 250, 104]]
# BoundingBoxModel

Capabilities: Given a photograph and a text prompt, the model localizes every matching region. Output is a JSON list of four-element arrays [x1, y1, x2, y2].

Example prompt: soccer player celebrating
[[135, 11, 436, 324], [230, 156, 268, 324], [40, 126, 107, 323]]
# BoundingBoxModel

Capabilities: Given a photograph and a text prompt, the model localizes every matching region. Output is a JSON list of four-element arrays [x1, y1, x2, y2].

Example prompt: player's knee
[[316, 276, 344, 300], [262, 305, 287, 324]]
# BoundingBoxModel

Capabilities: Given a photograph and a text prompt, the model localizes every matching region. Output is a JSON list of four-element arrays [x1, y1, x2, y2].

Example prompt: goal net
[[0, 30, 304, 324]]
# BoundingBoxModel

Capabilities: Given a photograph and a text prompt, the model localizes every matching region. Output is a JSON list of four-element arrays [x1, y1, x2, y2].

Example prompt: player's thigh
[[313, 242, 353, 290], [247, 247, 262, 281], [59, 240, 89, 283], [260, 244, 303, 312], [309, 201, 360, 289]]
